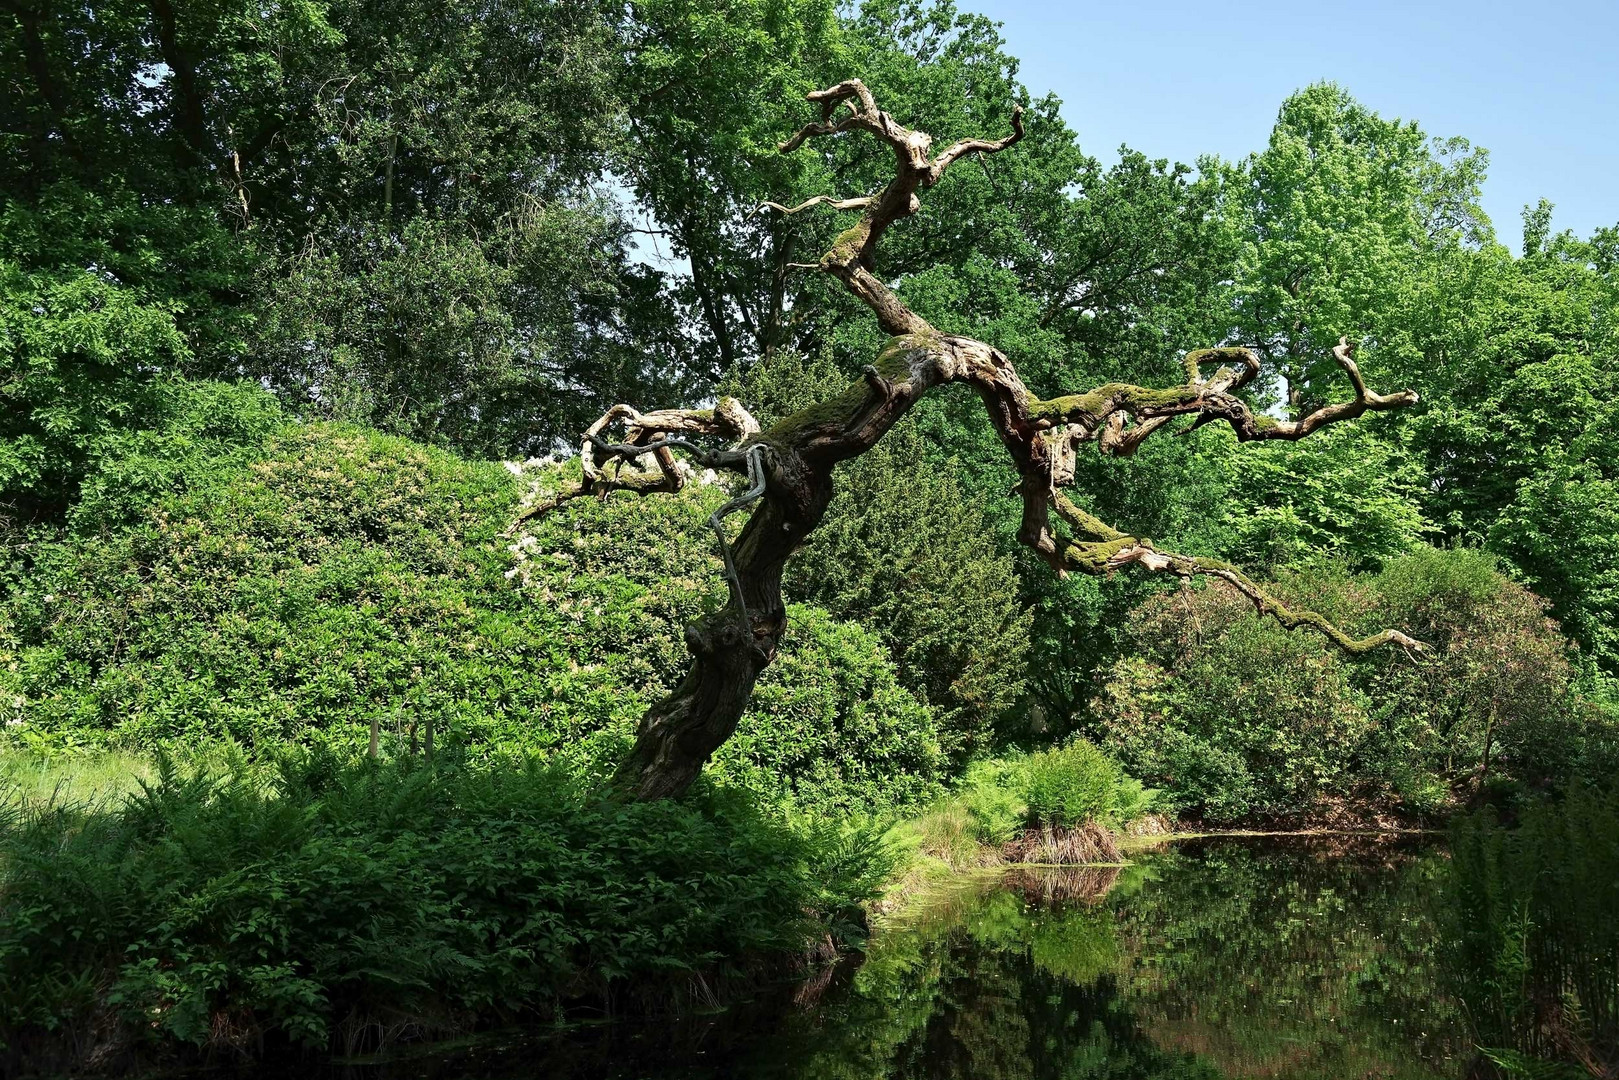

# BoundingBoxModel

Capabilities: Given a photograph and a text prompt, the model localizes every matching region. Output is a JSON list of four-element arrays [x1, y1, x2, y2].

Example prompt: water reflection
[[340, 836, 1470, 1080]]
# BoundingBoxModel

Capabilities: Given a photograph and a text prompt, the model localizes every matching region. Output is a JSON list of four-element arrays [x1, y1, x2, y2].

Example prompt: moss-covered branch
[[520, 79, 1422, 800]]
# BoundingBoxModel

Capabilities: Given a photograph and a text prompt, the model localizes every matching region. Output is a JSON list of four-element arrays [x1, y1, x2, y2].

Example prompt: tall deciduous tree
[[524, 80, 1425, 800], [1, 0, 689, 480]]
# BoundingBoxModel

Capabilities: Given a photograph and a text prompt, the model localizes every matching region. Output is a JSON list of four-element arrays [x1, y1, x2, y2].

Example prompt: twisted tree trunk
[[521, 79, 1425, 801]]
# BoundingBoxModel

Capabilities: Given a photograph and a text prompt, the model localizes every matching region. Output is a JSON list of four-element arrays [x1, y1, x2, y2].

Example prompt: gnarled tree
[[522, 80, 1425, 801]]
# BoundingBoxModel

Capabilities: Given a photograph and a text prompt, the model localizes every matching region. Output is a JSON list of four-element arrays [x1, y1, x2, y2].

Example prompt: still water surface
[[348, 835, 1469, 1080]]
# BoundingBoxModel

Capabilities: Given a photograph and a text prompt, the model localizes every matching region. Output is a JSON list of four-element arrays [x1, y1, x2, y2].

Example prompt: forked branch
[[765, 78, 1025, 336], [513, 397, 759, 524]]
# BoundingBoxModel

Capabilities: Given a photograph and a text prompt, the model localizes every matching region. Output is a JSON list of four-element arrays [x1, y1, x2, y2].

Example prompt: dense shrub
[[0, 263, 277, 526], [719, 606, 944, 810], [1359, 546, 1605, 792], [0, 751, 894, 1072], [1091, 585, 1377, 822], [1089, 547, 1612, 821], [784, 422, 1031, 761], [1, 420, 944, 812], [3, 424, 523, 752], [1445, 784, 1619, 1076]]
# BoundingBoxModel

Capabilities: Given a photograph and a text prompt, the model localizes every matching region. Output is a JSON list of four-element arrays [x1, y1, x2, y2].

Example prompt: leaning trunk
[[611, 605, 770, 800], [612, 469, 832, 799]]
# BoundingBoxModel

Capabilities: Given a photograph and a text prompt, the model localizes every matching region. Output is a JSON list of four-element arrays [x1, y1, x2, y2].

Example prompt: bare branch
[[1097, 346, 1262, 456], [706, 445, 769, 623], [513, 398, 760, 526], [777, 112, 871, 154], [928, 105, 1025, 182], [1039, 490, 1423, 652], [754, 194, 875, 217], [1251, 336, 1419, 440], [1028, 339, 1416, 453], [768, 79, 1026, 336]]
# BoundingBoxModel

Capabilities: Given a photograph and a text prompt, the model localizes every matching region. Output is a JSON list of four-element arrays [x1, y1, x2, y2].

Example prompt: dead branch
[[753, 194, 875, 217], [515, 78, 1424, 800], [513, 398, 758, 525]]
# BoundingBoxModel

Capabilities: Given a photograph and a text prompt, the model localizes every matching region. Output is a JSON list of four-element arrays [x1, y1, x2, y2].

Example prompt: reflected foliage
[[1446, 785, 1619, 1077], [369, 840, 1471, 1080]]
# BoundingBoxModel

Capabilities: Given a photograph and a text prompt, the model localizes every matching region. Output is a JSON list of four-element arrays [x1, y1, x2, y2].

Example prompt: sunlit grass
[[0, 749, 156, 806]]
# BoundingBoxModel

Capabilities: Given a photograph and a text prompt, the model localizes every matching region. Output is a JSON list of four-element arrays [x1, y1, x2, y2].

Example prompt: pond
[[341, 834, 1472, 1080]]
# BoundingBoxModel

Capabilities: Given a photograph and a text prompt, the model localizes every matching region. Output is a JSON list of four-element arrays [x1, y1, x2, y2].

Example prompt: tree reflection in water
[[328, 837, 1474, 1080]]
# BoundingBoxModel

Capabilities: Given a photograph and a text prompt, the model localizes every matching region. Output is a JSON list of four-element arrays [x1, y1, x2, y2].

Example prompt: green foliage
[[1093, 586, 1377, 823], [904, 742, 1150, 870], [1230, 82, 1488, 407], [1213, 424, 1432, 573], [1399, 208, 1619, 677], [1445, 784, 1619, 1076], [248, 211, 637, 454], [0, 263, 278, 525], [1017, 739, 1145, 830], [954, 758, 1031, 845], [1361, 547, 1606, 791], [2, 421, 943, 812], [5, 0, 702, 466], [720, 606, 945, 811], [788, 426, 1029, 760], [1490, 399, 1619, 682], [0, 749, 896, 1068], [1091, 548, 1610, 822]]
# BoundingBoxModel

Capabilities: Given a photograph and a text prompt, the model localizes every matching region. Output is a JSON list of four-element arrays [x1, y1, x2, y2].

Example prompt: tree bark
[[522, 79, 1426, 801]]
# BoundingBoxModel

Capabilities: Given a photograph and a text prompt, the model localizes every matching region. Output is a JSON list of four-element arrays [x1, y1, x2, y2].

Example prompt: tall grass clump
[[902, 741, 1153, 872], [1019, 739, 1150, 830], [0, 749, 157, 804], [0, 749, 895, 1074], [1445, 783, 1619, 1077]]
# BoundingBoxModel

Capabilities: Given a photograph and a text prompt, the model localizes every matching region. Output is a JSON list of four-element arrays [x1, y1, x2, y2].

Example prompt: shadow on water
[[312, 834, 1473, 1080]]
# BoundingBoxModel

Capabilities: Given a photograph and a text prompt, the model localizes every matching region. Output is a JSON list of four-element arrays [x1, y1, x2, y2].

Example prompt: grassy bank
[[0, 749, 894, 1076], [879, 740, 1163, 908]]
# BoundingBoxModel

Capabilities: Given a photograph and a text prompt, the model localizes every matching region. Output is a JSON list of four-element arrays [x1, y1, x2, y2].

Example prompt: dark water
[[341, 835, 1471, 1080]]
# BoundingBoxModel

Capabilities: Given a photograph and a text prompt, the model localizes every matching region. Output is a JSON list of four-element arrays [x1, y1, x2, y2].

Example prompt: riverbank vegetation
[[0, 750, 896, 1074], [3, 0, 1617, 1072]]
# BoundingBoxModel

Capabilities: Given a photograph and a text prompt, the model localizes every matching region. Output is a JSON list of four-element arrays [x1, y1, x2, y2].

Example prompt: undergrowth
[[895, 740, 1156, 876], [0, 748, 895, 1075]]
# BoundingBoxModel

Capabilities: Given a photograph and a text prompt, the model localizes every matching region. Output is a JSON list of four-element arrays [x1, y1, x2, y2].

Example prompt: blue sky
[[979, 0, 1618, 251]]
